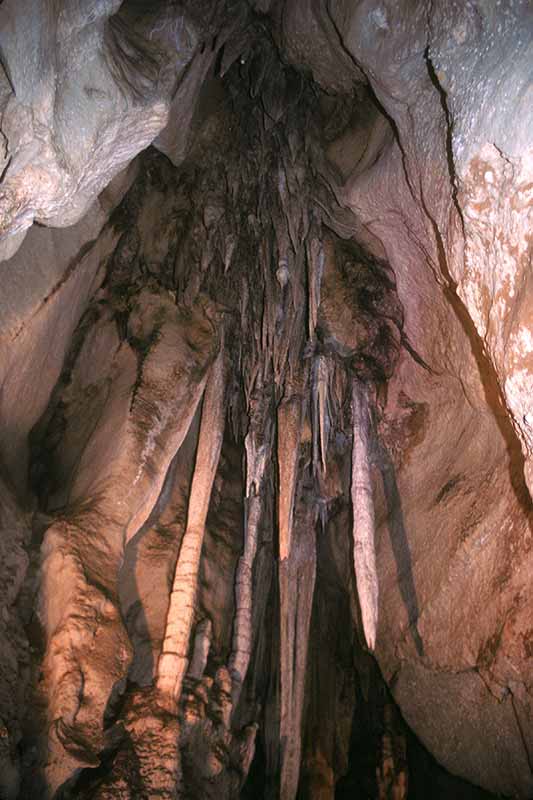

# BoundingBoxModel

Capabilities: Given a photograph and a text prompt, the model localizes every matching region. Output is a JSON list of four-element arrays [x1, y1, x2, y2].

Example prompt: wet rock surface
[[0, 1, 531, 798]]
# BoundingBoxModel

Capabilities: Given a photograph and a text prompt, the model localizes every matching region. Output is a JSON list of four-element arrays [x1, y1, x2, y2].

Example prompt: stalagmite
[[351, 379, 379, 651], [229, 399, 271, 704], [156, 344, 226, 709]]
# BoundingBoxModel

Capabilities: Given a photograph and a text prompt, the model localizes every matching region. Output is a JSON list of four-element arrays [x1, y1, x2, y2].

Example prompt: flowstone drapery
[[3, 2, 529, 797], [29, 36, 404, 797]]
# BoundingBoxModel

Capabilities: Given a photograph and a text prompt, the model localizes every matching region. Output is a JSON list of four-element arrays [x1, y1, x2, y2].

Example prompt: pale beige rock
[[2, 2, 533, 795], [351, 379, 378, 652], [0, 0, 199, 250], [39, 293, 218, 791], [278, 396, 303, 560], [157, 344, 226, 708]]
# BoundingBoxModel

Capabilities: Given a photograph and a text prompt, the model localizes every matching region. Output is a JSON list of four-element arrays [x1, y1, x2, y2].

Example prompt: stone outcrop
[[0, 1, 532, 798]]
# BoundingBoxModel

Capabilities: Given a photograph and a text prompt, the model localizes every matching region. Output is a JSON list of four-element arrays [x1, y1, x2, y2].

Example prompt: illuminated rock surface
[[0, 1, 532, 798]]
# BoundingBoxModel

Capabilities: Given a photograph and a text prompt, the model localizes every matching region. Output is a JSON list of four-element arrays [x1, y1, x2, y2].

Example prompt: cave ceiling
[[0, 1, 532, 798]]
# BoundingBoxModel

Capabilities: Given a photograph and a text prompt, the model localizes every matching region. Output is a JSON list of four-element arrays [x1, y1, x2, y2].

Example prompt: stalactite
[[187, 618, 212, 681], [277, 373, 305, 561], [351, 378, 379, 651], [277, 389, 302, 797], [278, 558, 295, 795], [312, 354, 331, 476], [228, 383, 271, 705], [280, 494, 317, 800], [156, 343, 226, 709], [306, 225, 324, 340], [277, 370, 316, 800], [228, 489, 262, 704], [6, 12, 422, 794]]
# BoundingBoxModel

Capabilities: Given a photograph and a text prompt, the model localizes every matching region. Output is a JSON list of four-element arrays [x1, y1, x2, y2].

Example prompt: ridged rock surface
[[0, 2, 531, 799]]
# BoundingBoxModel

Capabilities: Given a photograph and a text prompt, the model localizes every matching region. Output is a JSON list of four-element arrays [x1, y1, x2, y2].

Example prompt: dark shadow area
[[54, 726, 143, 800], [296, 509, 358, 799], [375, 440, 424, 657], [117, 447, 181, 687], [334, 656, 386, 799], [335, 658, 503, 800], [406, 723, 504, 800], [239, 535, 279, 800]]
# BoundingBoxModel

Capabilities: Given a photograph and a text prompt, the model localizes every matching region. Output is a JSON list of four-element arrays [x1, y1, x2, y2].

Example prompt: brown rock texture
[[0, 2, 531, 799]]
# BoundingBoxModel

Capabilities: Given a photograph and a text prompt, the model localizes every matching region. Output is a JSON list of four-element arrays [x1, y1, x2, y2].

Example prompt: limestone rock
[[1, 3, 532, 798], [0, 0, 199, 251]]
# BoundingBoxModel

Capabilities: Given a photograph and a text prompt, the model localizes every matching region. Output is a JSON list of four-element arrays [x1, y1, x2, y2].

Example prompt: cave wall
[[0, 1, 532, 799]]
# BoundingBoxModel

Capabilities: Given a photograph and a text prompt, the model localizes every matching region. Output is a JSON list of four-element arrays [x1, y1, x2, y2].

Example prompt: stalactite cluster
[[25, 12, 404, 799], [1, 1, 531, 797]]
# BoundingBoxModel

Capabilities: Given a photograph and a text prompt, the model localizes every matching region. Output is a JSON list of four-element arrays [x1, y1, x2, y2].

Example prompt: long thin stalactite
[[351, 378, 379, 651], [156, 342, 226, 709], [229, 383, 271, 706]]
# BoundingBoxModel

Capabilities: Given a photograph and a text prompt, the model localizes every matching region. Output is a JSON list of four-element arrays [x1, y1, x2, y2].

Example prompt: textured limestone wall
[[0, 1, 532, 798]]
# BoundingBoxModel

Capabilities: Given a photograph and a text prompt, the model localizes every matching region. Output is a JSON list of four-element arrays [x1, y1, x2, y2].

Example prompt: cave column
[[156, 343, 226, 710]]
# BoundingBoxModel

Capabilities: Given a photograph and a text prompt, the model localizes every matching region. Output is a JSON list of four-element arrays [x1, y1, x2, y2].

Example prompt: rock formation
[[0, 1, 532, 798]]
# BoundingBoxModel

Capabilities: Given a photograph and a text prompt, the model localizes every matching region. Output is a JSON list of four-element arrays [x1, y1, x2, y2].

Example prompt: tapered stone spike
[[311, 355, 331, 477], [156, 344, 226, 709], [278, 383, 304, 561], [229, 404, 271, 706], [280, 524, 316, 800], [306, 232, 324, 340], [280, 498, 317, 800], [351, 379, 379, 651], [228, 492, 261, 705], [277, 373, 313, 800], [317, 356, 329, 474]]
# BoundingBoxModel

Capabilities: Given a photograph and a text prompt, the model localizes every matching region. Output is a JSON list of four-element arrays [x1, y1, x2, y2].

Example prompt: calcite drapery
[[2, 1, 530, 796]]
